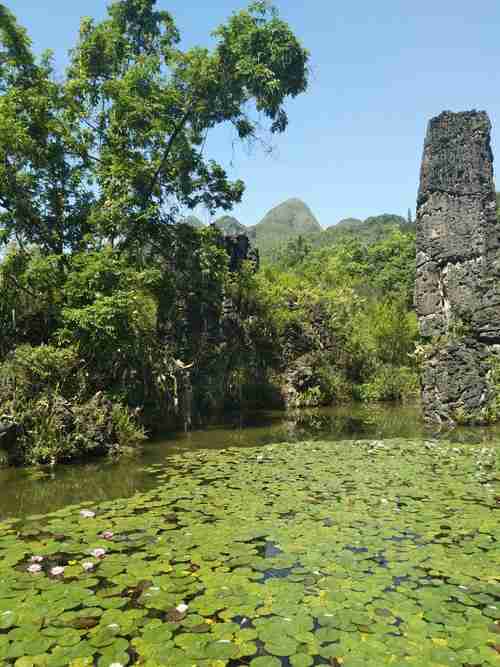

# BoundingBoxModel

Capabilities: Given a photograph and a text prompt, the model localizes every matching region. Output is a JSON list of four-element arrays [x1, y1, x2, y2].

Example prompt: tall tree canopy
[[0, 0, 309, 253]]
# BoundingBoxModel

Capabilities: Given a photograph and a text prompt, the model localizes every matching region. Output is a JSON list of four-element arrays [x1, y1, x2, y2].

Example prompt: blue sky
[[9, 0, 500, 228]]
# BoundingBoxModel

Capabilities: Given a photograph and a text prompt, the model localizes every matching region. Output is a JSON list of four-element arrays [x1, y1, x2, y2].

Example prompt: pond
[[1, 403, 430, 521], [0, 404, 499, 666], [3, 403, 500, 522]]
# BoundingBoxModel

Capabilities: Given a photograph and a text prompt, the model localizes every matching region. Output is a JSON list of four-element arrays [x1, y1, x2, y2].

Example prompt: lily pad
[[0, 438, 498, 666]]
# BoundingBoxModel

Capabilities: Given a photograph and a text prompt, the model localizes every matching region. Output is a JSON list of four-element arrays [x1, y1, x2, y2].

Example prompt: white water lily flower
[[82, 562, 95, 571], [90, 548, 106, 559], [50, 566, 65, 576], [27, 564, 42, 574], [80, 509, 96, 518], [176, 603, 188, 613]]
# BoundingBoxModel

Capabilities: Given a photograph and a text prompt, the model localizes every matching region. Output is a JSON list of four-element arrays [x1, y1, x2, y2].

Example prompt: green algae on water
[[0, 438, 499, 666]]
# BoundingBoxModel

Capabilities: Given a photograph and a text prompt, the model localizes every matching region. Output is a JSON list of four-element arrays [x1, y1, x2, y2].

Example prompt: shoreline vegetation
[[0, 221, 420, 466], [0, 1, 421, 467]]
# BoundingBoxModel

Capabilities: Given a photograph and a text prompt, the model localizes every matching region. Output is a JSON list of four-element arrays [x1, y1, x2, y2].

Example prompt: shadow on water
[[2, 402, 500, 520]]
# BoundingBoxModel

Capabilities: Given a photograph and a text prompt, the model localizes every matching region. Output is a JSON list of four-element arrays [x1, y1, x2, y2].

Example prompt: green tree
[[0, 0, 309, 252], [0, 1, 309, 464]]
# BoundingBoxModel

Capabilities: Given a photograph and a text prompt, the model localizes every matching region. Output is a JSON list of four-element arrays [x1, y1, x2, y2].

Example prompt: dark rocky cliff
[[415, 110, 500, 423]]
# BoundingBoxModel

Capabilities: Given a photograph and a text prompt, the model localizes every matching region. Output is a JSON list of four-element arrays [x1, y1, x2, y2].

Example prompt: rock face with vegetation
[[416, 110, 500, 423], [221, 234, 259, 272], [213, 215, 257, 243]]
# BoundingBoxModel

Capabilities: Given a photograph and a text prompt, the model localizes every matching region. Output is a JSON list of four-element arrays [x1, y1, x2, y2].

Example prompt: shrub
[[4, 392, 145, 466], [315, 366, 352, 403], [358, 365, 419, 403], [0, 344, 145, 465], [0, 343, 82, 400]]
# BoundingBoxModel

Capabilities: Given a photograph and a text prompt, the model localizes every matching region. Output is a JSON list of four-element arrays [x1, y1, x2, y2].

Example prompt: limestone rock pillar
[[415, 110, 500, 423]]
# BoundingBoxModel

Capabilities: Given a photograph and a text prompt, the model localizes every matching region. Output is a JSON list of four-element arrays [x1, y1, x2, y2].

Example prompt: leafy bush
[[257, 229, 420, 407], [5, 391, 145, 466], [294, 385, 323, 408], [0, 344, 82, 400], [358, 366, 419, 402], [0, 249, 63, 356], [315, 365, 352, 403], [0, 344, 145, 465]]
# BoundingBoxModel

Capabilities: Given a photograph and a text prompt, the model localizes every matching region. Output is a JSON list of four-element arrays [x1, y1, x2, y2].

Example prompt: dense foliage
[[0, 0, 309, 464], [258, 228, 419, 407], [0, 0, 308, 251], [0, 0, 422, 468]]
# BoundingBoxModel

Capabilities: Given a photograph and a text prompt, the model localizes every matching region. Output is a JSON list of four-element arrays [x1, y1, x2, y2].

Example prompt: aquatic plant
[[0, 437, 498, 665]]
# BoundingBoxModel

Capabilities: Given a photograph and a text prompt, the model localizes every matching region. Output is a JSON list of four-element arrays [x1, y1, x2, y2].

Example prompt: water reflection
[[1, 402, 500, 520]]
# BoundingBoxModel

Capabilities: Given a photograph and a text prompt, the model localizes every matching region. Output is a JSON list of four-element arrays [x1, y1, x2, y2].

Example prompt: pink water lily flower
[[27, 563, 42, 574], [82, 561, 95, 571], [91, 548, 106, 559], [80, 509, 96, 518], [30, 555, 44, 563], [101, 531, 114, 540], [50, 566, 65, 576]]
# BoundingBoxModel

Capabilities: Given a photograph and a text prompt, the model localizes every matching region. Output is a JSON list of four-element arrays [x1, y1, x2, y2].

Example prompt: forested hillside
[[259, 226, 418, 407], [266, 212, 412, 260], [181, 203, 412, 257]]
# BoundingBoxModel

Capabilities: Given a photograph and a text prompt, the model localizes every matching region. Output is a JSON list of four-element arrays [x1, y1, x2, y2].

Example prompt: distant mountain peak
[[282, 197, 310, 206], [254, 199, 321, 253], [213, 215, 257, 241], [257, 198, 321, 228], [331, 217, 363, 229]]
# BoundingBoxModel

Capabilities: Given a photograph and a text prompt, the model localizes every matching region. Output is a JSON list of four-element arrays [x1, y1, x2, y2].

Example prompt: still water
[[1, 403, 499, 520]]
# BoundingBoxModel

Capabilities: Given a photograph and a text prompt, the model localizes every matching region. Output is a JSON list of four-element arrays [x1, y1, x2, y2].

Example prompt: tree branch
[[143, 107, 191, 206]]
